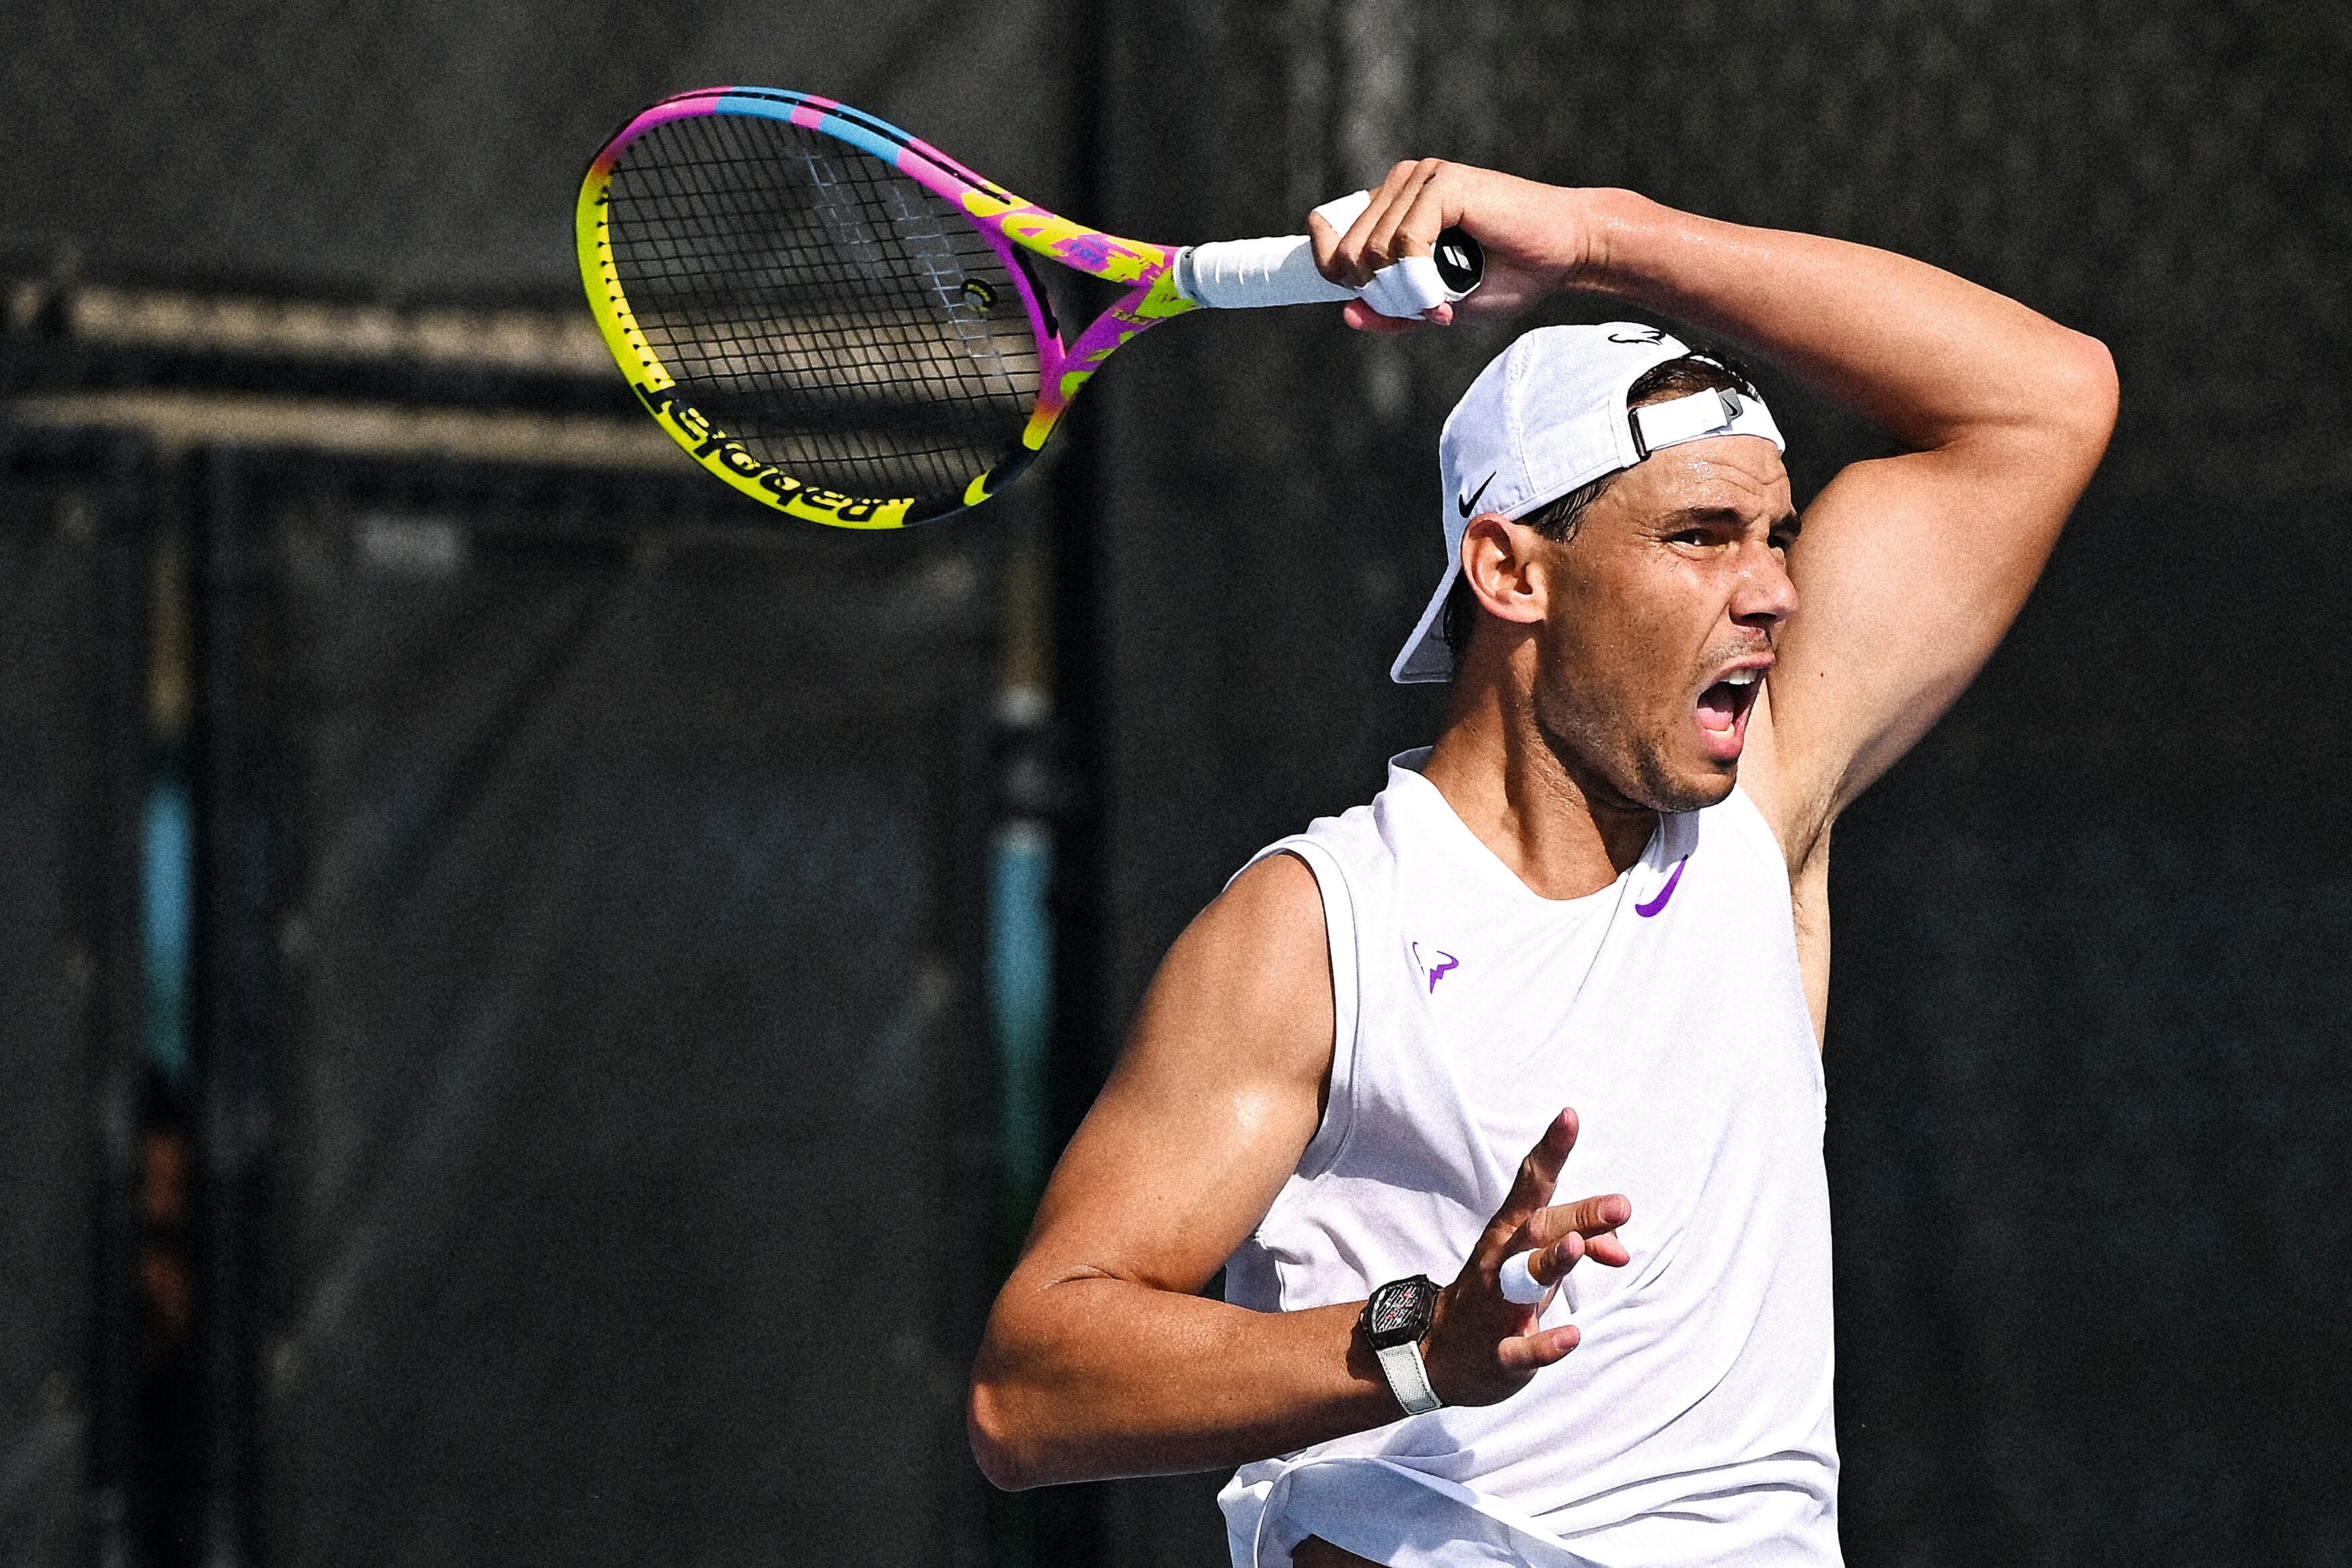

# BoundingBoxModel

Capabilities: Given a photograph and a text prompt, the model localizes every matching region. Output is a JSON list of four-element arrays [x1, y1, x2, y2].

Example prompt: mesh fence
[[1080, 3, 2352, 1565], [0, 0, 1082, 303], [222, 453, 1005, 1568]]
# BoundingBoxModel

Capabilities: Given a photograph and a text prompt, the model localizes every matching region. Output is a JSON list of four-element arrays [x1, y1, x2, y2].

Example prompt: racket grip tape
[[1176, 235, 1355, 309], [1175, 190, 1483, 316]]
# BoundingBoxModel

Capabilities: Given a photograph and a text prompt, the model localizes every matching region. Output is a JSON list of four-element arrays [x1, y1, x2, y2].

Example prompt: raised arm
[[968, 853, 1627, 1488], [1315, 163, 2118, 865]]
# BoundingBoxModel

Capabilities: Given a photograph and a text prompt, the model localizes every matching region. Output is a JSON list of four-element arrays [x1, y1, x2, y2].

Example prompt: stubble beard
[[1531, 677, 1735, 819]]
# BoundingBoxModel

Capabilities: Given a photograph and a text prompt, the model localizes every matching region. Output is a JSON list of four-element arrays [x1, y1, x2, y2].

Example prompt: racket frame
[[578, 86, 1199, 528]]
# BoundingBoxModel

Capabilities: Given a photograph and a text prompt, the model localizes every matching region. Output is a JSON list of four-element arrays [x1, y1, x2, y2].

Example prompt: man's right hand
[[1419, 1107, 1631, 1407], [1307, 159, 1597, 331]]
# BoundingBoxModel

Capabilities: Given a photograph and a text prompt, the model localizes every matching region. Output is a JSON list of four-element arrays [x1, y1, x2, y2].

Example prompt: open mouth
[[1695, 667, 1765, 754]]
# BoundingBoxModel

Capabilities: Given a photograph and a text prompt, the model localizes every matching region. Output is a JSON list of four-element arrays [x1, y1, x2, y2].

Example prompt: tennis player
[[968, 160, 2116, 1567]]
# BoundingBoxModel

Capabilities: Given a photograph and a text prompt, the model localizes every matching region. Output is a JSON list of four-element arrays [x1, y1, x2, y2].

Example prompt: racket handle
[[1176, 234, 1357, 309], [1175, 190, 1484, 316]]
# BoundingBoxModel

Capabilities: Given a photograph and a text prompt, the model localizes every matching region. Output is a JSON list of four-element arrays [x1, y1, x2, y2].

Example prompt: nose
[[1729, 537, 1798, 628]]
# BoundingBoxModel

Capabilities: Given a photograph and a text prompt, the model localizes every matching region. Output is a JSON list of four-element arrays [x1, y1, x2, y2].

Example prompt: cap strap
[[1629, 388, 1785, 460]]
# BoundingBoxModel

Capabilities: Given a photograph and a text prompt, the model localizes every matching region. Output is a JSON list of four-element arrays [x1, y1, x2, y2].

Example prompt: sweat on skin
[[968, 155, 2116, 1568]]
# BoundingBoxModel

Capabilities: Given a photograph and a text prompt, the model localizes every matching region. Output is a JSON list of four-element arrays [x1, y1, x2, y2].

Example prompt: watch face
[[1363, 1276, 1438, 1348]]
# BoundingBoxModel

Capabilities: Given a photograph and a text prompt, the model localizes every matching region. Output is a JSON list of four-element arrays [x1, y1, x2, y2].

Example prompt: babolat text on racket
[[577, 86, 1482, 527]]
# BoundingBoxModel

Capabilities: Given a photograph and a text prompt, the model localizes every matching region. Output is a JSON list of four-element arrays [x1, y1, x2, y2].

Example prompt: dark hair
[[1437, 348, 1761, 669]]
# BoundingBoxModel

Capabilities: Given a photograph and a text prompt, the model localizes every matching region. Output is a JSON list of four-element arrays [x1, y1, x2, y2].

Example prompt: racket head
[[579, 88, 1082, 528]]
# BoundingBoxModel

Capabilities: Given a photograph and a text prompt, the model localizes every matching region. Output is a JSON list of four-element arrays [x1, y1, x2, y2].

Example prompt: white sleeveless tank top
[[1218, 753, 1839, 1568]]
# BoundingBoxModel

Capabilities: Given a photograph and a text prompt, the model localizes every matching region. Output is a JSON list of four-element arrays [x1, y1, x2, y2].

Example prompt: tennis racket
[[577, 86, 1482, 528]]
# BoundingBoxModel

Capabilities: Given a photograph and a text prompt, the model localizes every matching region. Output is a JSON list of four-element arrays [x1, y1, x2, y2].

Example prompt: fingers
[[1476, 1113, 1630, 1281], [1361, 159, 1453, 269], [1306, 208, 1343, 280], [1473, 1108, 1581, 1268], [1496, 1179, 1634, 1299], [1355, 160, 1435, 272], [1428, 1112, 1617, 1405], [1313, 159, 1588, 329], [1508, 1195, 1638, 1298], [1317, 159, 1461, 329], [1340, 298, 1442, 334], [1522, 1229, 1584, 1290], [1314, 162, 1407, 286], [1311, 162, 1419, 288], [1494, 1322, 1579, 1375], [1521, 1193, 1633, 1274], [1584, 1230, 1633, 1269], [1326, 159, 1448, 285], [1525, 1193, 1632, 1247]]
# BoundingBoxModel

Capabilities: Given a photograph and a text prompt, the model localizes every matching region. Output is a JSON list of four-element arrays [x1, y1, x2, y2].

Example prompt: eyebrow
[[1658, 506, 1802, 531]]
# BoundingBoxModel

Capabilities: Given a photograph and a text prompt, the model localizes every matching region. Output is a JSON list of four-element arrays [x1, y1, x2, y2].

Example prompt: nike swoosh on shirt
[[1456, 472, 1496, 518], [1634, 856, 1688, 918]]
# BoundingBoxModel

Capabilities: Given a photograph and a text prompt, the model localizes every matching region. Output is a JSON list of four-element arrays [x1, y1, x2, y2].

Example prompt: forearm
[[1576, 188, 2113, 450], [969, 1274, 1394, 1489]]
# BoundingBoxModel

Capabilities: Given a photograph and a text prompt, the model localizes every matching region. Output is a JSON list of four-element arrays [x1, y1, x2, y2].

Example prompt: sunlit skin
[[966, 155, 2117, 1530], [1423, 435, 1802, 895]]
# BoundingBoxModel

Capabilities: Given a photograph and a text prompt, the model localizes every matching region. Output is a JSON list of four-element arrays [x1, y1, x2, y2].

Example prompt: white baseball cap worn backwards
[[1389, 323, 1789, 684]]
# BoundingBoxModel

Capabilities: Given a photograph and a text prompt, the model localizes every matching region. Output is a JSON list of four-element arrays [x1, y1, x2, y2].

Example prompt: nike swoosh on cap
[[1456, 471, 1496, 518]]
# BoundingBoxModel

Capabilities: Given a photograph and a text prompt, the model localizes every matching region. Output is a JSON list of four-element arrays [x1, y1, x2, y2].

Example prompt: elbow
[[966, 1372, 1041, 1492], [2053, 327, 2120, 453]]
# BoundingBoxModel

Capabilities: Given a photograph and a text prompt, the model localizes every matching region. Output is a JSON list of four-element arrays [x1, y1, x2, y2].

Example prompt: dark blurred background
[[1, 3, 2345, 1567]]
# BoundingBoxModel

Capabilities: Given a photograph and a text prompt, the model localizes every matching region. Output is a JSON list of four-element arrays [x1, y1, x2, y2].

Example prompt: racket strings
[[603, 113, 1040, 511], [621, 124, 1024, 393]]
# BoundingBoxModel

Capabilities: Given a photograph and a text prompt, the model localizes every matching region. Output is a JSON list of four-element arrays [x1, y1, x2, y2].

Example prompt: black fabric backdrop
[[1072, 3, 2352, 1565], [210, 456, 1005, 1567], [0, 434, 147, 1568], [0, 460, 94, 1566]]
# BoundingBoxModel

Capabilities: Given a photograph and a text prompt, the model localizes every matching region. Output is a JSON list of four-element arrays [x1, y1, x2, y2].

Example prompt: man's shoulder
[[1188, 761, 1425, 1018], [1184, 846, 1334, 1019], [1218, 843, 1326, 931], [1137, 846, 1335, 1099], [1228, 776, 1403, 897]]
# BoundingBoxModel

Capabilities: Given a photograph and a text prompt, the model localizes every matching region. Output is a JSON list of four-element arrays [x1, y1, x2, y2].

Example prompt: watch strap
[[1374, 1340, 1442, 1416]]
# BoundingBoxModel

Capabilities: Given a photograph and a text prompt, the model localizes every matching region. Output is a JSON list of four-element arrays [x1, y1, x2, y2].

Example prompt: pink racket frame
[[578, 86, 1199, 528]]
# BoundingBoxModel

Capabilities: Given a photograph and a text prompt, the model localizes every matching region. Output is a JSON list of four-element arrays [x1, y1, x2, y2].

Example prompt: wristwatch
[[1359, 1275, 1444, 1416]]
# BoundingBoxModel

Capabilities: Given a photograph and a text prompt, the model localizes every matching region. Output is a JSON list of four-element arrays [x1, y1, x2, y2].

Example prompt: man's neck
[[1417, 673, 1658, 901]]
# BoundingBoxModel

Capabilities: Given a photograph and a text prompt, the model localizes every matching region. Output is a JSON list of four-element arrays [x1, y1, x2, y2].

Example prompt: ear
[[1461, 513, 1548, 626]]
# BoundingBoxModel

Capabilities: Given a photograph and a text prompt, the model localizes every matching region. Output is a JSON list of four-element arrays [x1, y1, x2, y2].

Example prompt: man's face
[[1525, 434, 1799, 814]]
